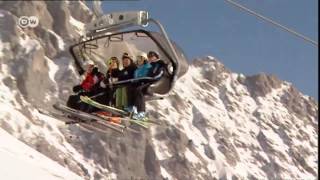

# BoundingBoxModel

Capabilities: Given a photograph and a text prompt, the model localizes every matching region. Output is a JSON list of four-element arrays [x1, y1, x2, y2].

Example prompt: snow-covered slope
[[147, 57, 318, 179], [0, 1, 318, 180], [0, 128, 81, 180]]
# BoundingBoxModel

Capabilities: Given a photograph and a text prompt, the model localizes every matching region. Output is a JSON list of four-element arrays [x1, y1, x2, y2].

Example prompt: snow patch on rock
[[69, 15, 85, 34], [47, 29, 65, 50]]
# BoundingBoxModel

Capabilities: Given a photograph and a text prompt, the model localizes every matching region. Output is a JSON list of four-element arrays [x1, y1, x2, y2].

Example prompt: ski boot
[[132, 112, 148, 121]]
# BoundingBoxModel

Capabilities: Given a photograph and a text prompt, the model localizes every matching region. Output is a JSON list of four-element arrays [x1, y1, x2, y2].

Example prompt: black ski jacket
[[118, 64, 137, 81], [148, 59, 166, 78]]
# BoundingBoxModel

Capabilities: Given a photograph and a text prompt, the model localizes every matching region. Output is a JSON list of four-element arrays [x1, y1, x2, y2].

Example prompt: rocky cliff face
[[0, 1, 318, 180]]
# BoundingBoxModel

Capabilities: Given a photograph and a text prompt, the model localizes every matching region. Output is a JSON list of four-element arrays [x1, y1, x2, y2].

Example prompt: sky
[[96, 0, 318, 99]]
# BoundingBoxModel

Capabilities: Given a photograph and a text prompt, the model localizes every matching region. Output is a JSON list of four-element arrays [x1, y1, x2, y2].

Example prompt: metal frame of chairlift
[[69, 1, 183, 96]]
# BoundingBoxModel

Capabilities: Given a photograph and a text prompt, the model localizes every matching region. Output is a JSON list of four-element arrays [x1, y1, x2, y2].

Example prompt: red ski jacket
[[81, 73, 104, 92]]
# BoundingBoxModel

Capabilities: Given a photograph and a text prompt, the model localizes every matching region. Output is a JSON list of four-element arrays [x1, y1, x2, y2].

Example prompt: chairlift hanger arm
[[86, 9, 180, 79], [81, 1, 182, 96]]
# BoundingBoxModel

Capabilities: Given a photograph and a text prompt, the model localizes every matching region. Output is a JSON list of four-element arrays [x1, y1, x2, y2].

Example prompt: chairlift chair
[[69, 2, 189, 98]]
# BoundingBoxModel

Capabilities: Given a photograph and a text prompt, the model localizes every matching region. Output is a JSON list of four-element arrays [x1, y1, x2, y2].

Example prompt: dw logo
[[18, 16, 39, 28]]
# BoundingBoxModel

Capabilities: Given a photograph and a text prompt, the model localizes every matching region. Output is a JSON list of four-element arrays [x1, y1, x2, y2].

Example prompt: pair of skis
[[79, 96, 161, 128], [48, 96, 161, 135], [52, 103, 141, 134]]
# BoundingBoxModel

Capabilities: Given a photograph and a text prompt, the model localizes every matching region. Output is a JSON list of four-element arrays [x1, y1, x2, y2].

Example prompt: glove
[[73, 85, 83, 93]]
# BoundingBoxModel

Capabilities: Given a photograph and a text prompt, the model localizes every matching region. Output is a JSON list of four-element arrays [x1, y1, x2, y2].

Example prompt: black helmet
[[147, 51, 159, 59], [122, 52, 133, 60]]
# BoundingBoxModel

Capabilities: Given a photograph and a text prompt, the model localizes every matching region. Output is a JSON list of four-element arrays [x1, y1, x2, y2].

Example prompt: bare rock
[[243, 73, 282, 98]]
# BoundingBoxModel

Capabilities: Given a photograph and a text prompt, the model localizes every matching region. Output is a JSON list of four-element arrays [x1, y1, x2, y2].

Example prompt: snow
[[151, 138, 172, 160], [31, 110, 108, 179], [184, 148, 200, 163], [78, 1, 92, 13], [0, 40, 3, 58], [0, 45, 317, 179], [69, 15, 85, 34], [8, 2, 315, 179], [19, 36, 41, 54], [47, 29, 65, 50], [160, 166, 173, 180], [45, 56, 59, 83], [0, 128, 82, 180], [148, 62, 317, 179], [0, 40, 10, 59], [0, 66, 113, 179], [207, 55, 215, 60]]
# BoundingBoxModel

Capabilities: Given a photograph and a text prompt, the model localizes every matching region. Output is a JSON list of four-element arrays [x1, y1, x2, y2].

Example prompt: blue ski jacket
[[134, 63, 152, 78]]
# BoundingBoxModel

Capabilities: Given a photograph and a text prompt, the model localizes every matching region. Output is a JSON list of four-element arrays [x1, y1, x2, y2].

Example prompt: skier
[[131, 51, 165, 120], [106, 56, 120, 84], [147, 51, 166, 79], [115, 53, 137, 109], [102, 56, 121, 106], [134, 52, 152, 78], [92, 56, 122, 123], [79, 65, 105, 94], [67, 64, 104, 112], [118, 53, 137, 81]]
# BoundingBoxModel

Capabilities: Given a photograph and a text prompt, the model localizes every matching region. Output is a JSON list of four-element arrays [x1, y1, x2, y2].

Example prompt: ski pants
[[133, 83, 150, 112]]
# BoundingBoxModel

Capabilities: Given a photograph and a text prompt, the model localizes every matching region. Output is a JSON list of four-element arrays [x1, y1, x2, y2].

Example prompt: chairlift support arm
[[86, 4, 181, 94]]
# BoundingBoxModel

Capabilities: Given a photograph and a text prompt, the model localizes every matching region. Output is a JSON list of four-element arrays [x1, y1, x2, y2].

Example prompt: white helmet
[[83, 60, 95, 70], [137, 52, 147, 60]]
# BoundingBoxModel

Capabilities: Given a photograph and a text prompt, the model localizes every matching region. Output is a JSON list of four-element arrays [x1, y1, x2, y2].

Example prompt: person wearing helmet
[[128, 52, 153, 119], [115, 53, 137, 109], [134, 52, 152, 78], [106, 56, 120, 83], [67, 64, 105, 112], [147, 50, 166, 79], [118, 53, 137, 80], [72, 64, 105, 95], [102, 56, 121, 106], [129, 51, 166, 120]]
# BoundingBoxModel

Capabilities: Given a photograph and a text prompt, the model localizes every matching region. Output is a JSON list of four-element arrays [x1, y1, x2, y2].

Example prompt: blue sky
[[97, 0, 318, 99]]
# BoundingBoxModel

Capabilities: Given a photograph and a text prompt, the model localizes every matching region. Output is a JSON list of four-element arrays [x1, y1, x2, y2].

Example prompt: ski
[[38, 108, 118, 135], [80, 96, 130, 116], [65, 119, 96, 125], [95, 113, 160, 126], [53, 103, 124, 134], [80, 95, 150, 128], [94, 114, 141, 134], [130, 120, 149, 129], [99, 111, 150, 129], [52, 103, 141, 134], [37, 107, 87, 125], [80, 95, 162, 128], [93, 113, 146, 130], [136, 118, 162, 126], [38, 108, 66, 120]]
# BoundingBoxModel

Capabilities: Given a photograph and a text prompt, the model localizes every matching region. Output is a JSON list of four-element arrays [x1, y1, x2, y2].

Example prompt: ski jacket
[[134, 63, 152, 78], [118, 64, 137, 81], [148, 59, 166, 79], [81, 72, 104, 92], [106, 68, 120, 83]]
